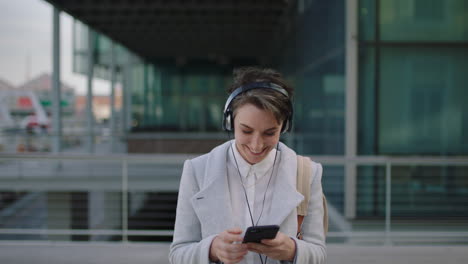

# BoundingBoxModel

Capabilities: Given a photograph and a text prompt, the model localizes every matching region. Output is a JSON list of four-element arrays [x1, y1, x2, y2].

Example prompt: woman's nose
[[250, 134, 264, 152]]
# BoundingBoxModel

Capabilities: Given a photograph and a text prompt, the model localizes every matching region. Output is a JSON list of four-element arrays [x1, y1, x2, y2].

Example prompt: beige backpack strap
[[296, 155, 311, 216], [322, 193, 329, 236], [296, 155, 328, 239]]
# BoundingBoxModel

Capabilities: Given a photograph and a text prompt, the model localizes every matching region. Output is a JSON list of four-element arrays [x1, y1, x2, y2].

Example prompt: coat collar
[[230, 141, 278, 181], [191, 140, 303, 234]]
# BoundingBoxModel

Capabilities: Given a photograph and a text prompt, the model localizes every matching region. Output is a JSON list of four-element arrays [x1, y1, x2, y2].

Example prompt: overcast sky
[[0, 0, 109, 95]]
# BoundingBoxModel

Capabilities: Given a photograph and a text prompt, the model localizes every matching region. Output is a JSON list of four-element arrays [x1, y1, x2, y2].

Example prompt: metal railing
[[0, 153, 467, 244]]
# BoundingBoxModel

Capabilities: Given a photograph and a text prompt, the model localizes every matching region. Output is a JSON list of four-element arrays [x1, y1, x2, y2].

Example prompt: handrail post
[[122, 158, 128, 242], [385, 162, 392, 245]]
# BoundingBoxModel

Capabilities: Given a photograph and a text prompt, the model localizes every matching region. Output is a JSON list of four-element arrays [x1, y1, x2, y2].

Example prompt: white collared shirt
[[227, 142, 279, 264]]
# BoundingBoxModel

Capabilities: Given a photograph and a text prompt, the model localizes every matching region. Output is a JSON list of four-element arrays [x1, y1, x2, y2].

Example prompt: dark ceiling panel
[[45, 0, 295, 61]]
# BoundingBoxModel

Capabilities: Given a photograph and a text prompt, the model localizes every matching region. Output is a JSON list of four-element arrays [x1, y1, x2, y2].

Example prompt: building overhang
[[45, 0, 296, 62]]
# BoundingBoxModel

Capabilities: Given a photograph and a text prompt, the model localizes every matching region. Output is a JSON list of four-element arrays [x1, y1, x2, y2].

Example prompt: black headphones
[[222, 82, 293, 133]]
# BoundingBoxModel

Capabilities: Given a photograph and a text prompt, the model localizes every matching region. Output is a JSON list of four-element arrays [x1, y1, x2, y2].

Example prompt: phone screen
[[242, 225, 280, 243]]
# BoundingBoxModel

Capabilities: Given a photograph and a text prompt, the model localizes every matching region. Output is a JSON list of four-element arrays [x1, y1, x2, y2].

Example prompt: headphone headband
[[222, 81, 293, 133], [223, 82, 289, 113]]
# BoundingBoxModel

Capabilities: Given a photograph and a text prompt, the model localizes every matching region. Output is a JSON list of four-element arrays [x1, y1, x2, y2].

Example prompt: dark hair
[[228, 66, 294, 125]]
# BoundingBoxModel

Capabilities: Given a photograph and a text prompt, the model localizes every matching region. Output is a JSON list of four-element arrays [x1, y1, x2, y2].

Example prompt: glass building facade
[[130, 63, 231, 132], [357, 0, 468, 217], [72, 0, 468, 219], [278, 0, 346, 215], [359, 0, 468, 156]]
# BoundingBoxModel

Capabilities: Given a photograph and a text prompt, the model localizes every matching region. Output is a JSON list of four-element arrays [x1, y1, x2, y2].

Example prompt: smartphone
[[242, 225, 280, 243]]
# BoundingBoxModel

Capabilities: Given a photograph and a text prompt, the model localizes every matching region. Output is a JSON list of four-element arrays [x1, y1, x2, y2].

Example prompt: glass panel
[[73, 20, 129, 81], [380, 0, 468, 41], [357, 166, 386, 217], [391, 165, 468, 217], [322, 165, 345, 215], [355, 165, 387, 235], [357, 46, 376, 155], [130, 60, 145, 129], [359, 0, 376, 41], [72, 20, 89, 76], [357, 165, 468, 219], [321, 165, 346, 243], [379, 47, 468, 155], [280, 0, 345, 155], [131, 64, 229, 132]]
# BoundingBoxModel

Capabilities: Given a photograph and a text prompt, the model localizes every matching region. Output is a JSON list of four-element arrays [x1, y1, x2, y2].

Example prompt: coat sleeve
[[169, 160, 216, 264], [290, 162, 327, 264]]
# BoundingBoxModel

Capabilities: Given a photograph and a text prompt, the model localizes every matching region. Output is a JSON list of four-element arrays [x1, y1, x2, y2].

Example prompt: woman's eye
[[242, 131, 253, 134], [265, 132, 276, 136]]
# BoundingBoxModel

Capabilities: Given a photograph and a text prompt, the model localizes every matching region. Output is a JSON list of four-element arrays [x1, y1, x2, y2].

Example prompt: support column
[[125, 56, 133, 135], [121, 65, 128, 139], [52, 8, 62, 154], [110, 43, 117, 152], [345, 0, 358, 219], [86, 28, 95, 153], [121, 55, 132, 153]]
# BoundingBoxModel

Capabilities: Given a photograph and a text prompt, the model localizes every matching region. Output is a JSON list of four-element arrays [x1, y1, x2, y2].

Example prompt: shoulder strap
[[296, 155, 311, 216], [296, 155, 328, 239]]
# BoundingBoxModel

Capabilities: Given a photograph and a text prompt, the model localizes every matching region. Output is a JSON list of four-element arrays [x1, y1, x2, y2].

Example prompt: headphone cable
[[229, 140, 280, 264]]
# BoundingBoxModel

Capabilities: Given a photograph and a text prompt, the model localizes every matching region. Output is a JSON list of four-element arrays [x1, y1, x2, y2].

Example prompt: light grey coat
[[169, 141, 326, 264]]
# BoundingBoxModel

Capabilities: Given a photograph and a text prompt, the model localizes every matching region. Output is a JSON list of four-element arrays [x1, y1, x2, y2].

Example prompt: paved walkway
[[0, 242, 467, 264]]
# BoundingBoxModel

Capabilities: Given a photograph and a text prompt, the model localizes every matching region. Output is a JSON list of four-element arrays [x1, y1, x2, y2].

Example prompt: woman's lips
[[248, 148, 266, 156]]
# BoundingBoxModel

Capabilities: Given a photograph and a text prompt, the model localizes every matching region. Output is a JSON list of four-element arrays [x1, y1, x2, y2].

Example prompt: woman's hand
[[209, 228, 248, 264], [246, 231, 296, 261]]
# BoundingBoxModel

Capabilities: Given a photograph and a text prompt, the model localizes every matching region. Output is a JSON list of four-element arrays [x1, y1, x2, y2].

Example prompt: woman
[[169, 67, 326, 264]]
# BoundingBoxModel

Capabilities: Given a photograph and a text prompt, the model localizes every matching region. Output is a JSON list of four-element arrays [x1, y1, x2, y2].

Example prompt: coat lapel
[[190, 142, 233, 236], [268, 143, 304, 225], [190, 141, 303, 236]]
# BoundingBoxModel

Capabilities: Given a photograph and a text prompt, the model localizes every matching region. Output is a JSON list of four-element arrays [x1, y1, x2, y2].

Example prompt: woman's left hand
[[246, 231, 296, 261]]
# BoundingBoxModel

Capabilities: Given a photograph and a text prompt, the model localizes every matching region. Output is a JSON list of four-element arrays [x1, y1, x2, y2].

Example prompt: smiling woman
[[234, 104, 281, 165], [169, 67, 326, 264]]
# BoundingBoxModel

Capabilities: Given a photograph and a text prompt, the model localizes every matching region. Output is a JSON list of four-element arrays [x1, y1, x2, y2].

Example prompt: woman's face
[[234, 103, 282, 164]]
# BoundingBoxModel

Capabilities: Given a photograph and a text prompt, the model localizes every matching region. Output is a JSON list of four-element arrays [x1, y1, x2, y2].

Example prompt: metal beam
[[60, 2, 286, 11], [125, 56, 133, 135], [345, 0, 359, 219], [52, 7, 62, 154], [110, 43, 117, 153], [86, 28, 95, 153]]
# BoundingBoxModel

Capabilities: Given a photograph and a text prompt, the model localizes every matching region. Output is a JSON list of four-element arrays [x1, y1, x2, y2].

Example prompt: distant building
[[18, 73, 76, 115], [74, 85, 122, 122], [0, 79, 15, 91], [0, 79, 16, 129]]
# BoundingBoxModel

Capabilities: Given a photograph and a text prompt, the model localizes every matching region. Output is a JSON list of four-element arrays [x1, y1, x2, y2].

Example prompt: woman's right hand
[[209, 228, 248, 264]]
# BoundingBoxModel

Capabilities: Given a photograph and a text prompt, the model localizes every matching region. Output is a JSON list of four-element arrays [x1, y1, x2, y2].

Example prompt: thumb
[[227, 227, 243, 234]]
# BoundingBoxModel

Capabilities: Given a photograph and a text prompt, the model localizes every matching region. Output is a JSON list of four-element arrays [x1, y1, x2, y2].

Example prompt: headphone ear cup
[[281, 115, 293, 134], [287, 116, 293, 132], [226, 114, 232, 131], [223, 110, 233, 131], [281, 119, 289, 134]]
